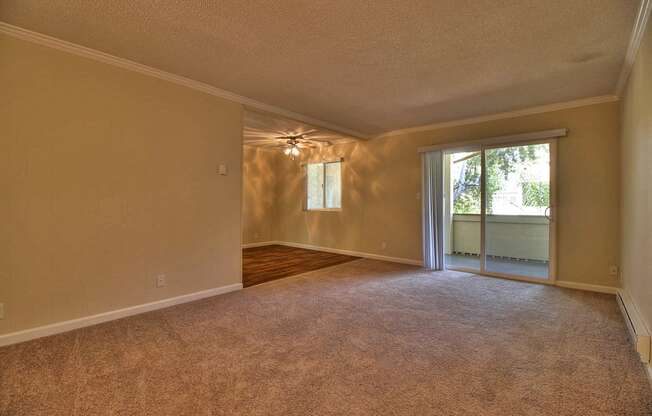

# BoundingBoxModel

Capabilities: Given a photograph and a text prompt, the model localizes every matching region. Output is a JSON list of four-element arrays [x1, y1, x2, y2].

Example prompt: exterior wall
[[0, 34, 243, 335]]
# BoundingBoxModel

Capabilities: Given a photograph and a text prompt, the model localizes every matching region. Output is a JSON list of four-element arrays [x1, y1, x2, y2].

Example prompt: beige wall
[[620, 22, 652, 329], [242, 146, 277, 244], [0, 35, 243, 335], [267, 102, 621, 286]]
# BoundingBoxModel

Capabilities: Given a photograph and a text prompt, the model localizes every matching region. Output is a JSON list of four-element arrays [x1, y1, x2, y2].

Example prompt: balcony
[[444, 214, 550, 278]]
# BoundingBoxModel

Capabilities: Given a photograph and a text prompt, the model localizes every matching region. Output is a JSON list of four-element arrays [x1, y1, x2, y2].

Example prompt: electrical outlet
[[0, 303, 4, 319], [156, 274, 167, 288], [381, 241, 387, 250], [609, 265, 618, 277]]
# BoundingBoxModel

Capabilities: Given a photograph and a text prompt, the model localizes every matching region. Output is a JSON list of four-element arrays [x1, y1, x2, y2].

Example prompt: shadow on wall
[[273, 138, 415, 256], [242, 146, 277, 243]]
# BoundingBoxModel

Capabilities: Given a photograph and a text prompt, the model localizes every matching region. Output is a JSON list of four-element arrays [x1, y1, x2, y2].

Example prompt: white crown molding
[[615, 0, 652, 96], [0, 22, 369, 140], [0, 283, 243, 347], [417, 128, 567, 153], [376, 95, 619, 138]]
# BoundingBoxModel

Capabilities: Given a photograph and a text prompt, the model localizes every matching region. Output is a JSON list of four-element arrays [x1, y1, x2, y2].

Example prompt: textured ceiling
[[0, 1, 638, 135], [244, 110, 356, 148]]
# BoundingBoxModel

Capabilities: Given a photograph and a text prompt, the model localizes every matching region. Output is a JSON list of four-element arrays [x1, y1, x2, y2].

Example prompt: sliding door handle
[[544, 206, 552, 222]]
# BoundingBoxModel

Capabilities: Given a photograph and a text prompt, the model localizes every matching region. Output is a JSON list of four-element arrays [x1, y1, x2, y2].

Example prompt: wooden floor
[[242, 245, 359, 287]]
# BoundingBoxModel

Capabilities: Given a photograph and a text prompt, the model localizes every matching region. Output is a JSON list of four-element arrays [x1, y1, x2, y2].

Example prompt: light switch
[[218, 164, 228, 176]]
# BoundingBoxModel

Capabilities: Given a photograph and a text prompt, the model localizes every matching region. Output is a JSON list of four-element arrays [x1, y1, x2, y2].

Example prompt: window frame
[[304, 159, 342, 212]]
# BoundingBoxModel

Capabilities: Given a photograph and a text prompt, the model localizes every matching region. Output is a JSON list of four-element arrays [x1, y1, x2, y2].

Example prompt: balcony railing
[[446, 214, 549, 262]]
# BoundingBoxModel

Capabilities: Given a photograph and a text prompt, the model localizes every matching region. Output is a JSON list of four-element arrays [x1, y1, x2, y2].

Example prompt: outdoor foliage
[[522, 182, 549, 207], [453, 145, 547, 214]]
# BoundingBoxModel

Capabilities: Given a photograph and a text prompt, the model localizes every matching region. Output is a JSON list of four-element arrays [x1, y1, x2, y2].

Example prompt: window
[[306, 161, 341, 210]]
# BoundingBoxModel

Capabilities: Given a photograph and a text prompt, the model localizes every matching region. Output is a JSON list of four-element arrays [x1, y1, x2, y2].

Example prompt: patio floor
[[445, 254, 549, 279]]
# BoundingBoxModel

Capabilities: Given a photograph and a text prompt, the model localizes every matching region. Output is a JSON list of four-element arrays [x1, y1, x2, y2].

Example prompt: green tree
[[522, 182, 549, 207], [453, 145, 543, 214]]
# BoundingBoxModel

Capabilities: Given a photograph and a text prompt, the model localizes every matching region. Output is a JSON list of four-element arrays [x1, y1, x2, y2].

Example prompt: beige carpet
[[1, 259, 651, 415]]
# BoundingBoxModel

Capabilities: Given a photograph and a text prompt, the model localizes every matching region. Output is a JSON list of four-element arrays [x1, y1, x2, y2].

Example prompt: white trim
[[555, 280, 619, 294], [272, 241, 423, 266], [615, 0, 652, 95], [0, 22, 368, 140], [0, 283, 242, 347], [417, 129, 567, 153], [242, 241, 276, 248], [617, 289, 652, 364], [379, 96, 617, 139]]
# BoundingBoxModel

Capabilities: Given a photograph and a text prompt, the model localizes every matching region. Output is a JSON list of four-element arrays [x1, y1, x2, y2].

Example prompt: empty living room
[[2, 1, 652, 415]]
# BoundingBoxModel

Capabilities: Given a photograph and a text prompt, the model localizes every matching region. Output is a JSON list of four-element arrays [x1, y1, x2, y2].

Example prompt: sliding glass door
[[443, 149, 482, 272], [483, 142, 554, 280], [443, 140, 556, 282]]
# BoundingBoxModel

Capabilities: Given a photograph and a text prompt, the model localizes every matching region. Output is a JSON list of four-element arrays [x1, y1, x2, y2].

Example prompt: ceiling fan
[[274, 134, 328, 159], [242, 111, 347, 159]]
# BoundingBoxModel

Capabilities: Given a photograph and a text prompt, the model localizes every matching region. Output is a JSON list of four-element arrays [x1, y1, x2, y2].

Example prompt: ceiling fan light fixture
[[291, 147, 300, 156], [284, 148, 291, 155]]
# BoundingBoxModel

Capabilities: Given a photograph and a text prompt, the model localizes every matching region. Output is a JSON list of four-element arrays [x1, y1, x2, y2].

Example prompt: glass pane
[[306, 163, 324, 210], [324, 162, 341, 208], [444, 151, 481, 271], [484, 143, 550, 279]]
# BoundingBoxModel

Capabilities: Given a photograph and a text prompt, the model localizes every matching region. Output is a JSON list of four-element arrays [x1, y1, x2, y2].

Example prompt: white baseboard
[[242, 241, 277, 248], [0, 283, 243, 347], [555, 280, 619, 294], [243, 245, 621, 295], [617, 289, 651, 364], [274, 241, 423, 266], [241, 240, 423, 266]]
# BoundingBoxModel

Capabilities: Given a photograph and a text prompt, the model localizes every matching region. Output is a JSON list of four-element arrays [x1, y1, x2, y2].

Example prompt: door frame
[[443, 138, 558, 285]]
